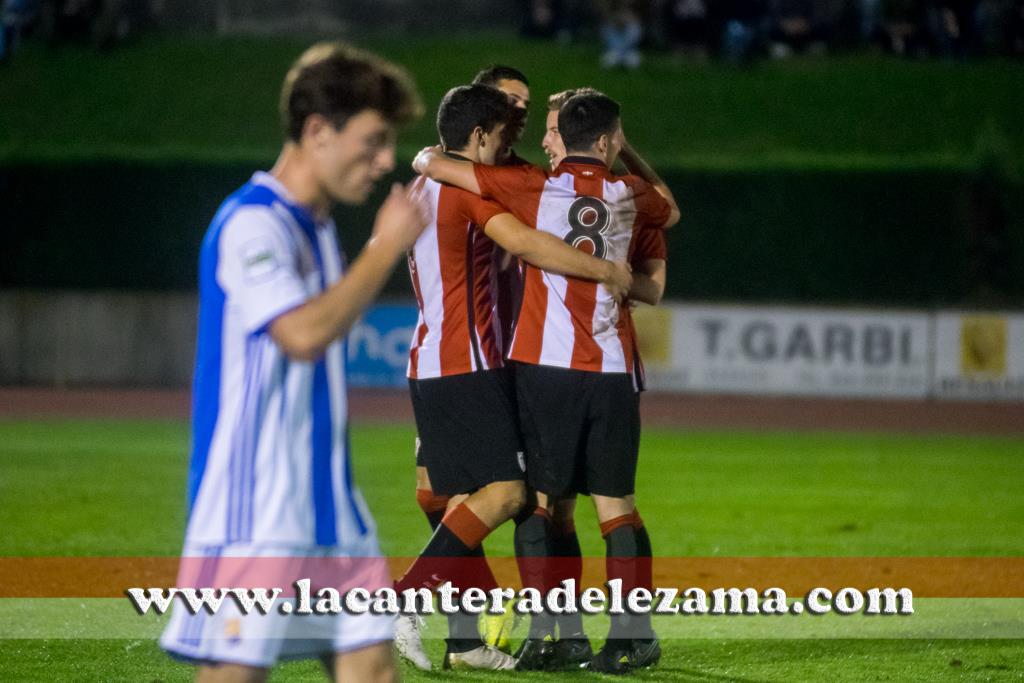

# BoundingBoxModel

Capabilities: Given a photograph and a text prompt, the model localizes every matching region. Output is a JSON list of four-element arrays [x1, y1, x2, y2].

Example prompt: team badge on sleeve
[[241, 239, 281, 283]]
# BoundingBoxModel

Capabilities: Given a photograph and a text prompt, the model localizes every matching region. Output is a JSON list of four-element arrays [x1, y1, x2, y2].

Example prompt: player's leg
[[195, 664, 268, 683], [331, 641, 398, 683], [547, 494, 594, 669], [440, 483, 518, 661], [583, 375, 659, 674], [415, 461, 450, 531], [395, 478, 525, 597], [402, 467, 512, 667], [395, 369, 524, 670], [511, 363, 590, 670]]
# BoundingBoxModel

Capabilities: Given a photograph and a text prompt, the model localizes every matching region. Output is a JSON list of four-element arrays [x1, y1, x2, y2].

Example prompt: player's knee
[[493, 480, 527, 520], [415, 488, 449, 516]]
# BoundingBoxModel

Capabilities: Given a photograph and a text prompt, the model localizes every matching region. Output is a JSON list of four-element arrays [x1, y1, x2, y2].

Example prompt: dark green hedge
[[2, 162, 1021, 306]]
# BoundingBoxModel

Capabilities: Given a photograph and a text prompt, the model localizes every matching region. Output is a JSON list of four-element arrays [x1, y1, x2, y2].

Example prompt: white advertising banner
[[932, 312, 1024, 401], [640, 305, 932, 398]]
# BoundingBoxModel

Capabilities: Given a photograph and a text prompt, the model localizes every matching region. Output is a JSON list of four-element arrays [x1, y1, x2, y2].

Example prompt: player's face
[[478, 122, 509, 166], [541, 109, 566, 169], [315, 109, 397, 205], [495, 78, 530, 143]]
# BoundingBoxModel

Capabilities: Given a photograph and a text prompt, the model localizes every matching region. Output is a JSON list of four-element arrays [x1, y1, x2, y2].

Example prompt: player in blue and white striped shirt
[[160, 42, 427, 683]]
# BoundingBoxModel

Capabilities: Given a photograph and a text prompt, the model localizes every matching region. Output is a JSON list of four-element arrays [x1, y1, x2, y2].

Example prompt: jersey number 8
[[564, 196, 611, 259]]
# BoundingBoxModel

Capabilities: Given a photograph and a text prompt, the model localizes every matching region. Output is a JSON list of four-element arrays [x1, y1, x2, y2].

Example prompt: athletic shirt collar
[[443, 151, 473, 163], [556, 156, 611, 179], [560, 155, 606, 168], [251, 171, 320, 230]]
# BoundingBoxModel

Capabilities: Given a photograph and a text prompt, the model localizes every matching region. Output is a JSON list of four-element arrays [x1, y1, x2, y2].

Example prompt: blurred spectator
[[598, 0, 644, 68], [768, 0, 828, 56], [663, 0, 710, 59], [716, 0, 769, 63], [520, 0, 570, 40], [1, 0, 39, 60], [38, 0, 130, 51], [774, 0, 846, 56], [1013, 0, 1024, 54], [858, 0, 885, 42], [923, 0, 980, 57], [881, 0, 927, 54]]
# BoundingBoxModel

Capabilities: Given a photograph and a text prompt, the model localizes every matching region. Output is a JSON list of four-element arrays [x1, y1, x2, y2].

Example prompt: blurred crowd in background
[[3, 0, 1024, 63], [525, 0, 1024, 66]]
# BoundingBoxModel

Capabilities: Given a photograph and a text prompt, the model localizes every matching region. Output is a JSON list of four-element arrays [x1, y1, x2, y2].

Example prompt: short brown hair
[[280, 42, 423, 142], [558, 90, 620, 152], [547, 87, 599, 112], [472, 64, 529, 88]]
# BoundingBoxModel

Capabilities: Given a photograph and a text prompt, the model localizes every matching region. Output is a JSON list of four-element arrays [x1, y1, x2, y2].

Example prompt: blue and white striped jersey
[[185, 172, 374, 549]]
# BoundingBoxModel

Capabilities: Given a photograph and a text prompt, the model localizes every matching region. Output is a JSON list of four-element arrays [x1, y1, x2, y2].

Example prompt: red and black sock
[[551, 517, 585, 638], [394, 503, 491, 594], [602, 512, 655, 641], [415, 488, 450, 531], [514, 506, 555, 638]]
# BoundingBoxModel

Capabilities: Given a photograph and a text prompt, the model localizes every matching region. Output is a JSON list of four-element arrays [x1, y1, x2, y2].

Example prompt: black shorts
[[514, 362, 640, 498], [408, 367, 525, 496]]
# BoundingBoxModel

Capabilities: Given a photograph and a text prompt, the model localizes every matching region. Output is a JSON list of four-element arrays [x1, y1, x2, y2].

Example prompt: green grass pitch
[[1, 418, 1022, 680]]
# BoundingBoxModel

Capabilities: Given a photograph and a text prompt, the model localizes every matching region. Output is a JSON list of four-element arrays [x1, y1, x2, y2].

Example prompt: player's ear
[[303, 114, 333, 148], [473, 125, 486, 147], [595, 133, 610, 156]]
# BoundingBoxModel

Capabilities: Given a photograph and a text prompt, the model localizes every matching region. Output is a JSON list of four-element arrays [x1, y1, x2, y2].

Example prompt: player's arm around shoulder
[[269, 183, 429, 361], [619, 139, 681, 229], [482, 212, 632, 301], [412, 145, 481, 195]]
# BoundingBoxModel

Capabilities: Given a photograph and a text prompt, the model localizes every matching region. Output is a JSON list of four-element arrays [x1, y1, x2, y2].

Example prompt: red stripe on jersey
[[565, 172, 604, 370], [436, 188, 473, 376], [469, 230, 503, 370], [511, 263, 548, 364], [618, 304, 640, 386]]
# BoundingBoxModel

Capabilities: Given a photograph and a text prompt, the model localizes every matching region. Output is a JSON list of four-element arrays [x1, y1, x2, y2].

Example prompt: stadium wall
[[2, 163, 1022, 307], [2, 291, 1021, 401]]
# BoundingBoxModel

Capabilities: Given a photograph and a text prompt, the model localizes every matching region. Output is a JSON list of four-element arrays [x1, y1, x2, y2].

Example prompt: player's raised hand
[[371, 181, 430, 254], [603, 260, 633, 303], [411, 145, 443, 175]]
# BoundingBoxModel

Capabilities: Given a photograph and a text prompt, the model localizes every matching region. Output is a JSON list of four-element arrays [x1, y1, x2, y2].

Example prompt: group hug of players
[[392, 65, 680, 674]]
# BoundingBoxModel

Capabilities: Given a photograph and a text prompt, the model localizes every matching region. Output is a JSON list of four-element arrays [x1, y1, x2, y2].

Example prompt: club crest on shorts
[[517, 451, 526, 472], [224, 617, 242, 643]]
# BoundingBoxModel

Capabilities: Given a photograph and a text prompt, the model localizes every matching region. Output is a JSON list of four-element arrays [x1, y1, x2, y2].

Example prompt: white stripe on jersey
[[407, 180, 445, 378], [592, 178, 637, 372]]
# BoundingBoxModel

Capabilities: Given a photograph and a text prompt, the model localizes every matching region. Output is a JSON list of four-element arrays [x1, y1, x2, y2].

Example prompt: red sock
[[394, 503, 492, 593]]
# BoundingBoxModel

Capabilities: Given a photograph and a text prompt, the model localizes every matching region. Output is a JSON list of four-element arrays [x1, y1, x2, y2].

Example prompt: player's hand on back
[[371, 181, 430, 254], [412, 145, 443, 175], [603, 260, 633, 303]]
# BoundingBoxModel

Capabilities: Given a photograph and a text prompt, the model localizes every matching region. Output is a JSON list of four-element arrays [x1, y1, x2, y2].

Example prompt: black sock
[[552, 530, 585, 638], [446, 609, 482, 653], [604, 525, 654, 641], [394, 524, 474, 594], [634, 523, 654, 640], [514, 510, 554, 638], [443, 536, 489, 652], [425, 509, 445, 531]]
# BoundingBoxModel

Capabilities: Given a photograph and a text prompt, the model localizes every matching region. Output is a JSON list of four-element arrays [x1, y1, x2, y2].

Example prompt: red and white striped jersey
[[406, 175, 508, 379], [474, 157, 671, 373]]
